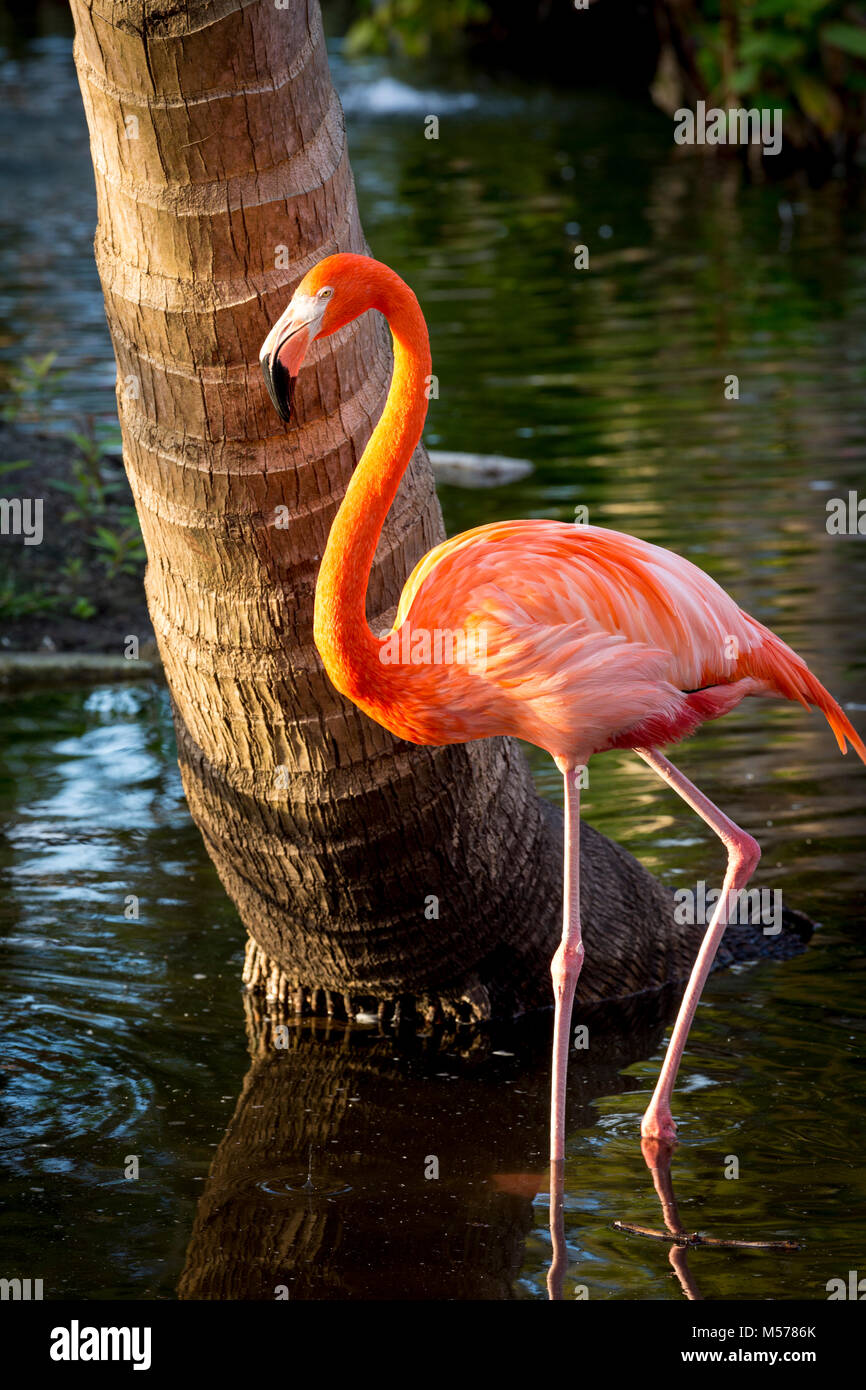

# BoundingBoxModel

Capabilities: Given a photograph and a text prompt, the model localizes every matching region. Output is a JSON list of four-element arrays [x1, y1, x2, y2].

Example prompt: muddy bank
[[0, 421, 154, 656]]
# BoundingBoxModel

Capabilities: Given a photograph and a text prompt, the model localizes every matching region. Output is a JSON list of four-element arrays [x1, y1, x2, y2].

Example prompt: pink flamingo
[[261, 252, 865, 1163]]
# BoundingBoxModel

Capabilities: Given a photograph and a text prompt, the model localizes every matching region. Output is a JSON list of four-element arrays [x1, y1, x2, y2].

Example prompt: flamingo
[[260, 252, 865, 1163]]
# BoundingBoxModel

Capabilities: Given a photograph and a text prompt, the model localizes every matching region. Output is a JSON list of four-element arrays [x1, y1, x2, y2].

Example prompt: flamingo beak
[[259, 298, 319, 424]]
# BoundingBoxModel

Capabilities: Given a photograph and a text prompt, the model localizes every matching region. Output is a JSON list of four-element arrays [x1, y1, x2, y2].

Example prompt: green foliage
[[50, 419, 125, 523], [822, 21, 866, 59], [0, 575, 59, 620], [70, 595, 97, 620], [51, 466, 105, 523], [341, 0, 865, 152], [0, 417, 146, 633], [686, 0, 866, 142], [0, 459, 31, 485], [88, 523, 146, 579], [1, 353, 67, 422], [60, 556, 85, 582], [345, 0, 489, 57]]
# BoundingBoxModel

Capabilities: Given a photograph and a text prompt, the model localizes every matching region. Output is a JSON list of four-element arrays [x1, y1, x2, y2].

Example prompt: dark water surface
[[1, 31, 865, 1300]]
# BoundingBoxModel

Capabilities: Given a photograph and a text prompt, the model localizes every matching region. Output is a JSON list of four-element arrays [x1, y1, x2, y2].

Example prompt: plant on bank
[[1, 353, 66, 423], [345, 0, 489, 56], [343, 0, 866, 157], [673, 0, 866, 150], [0, 368, 147, 623]]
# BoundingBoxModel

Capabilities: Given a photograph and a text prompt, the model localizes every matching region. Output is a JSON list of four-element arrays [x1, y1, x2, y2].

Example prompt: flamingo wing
[[392, 521, 865, 761]]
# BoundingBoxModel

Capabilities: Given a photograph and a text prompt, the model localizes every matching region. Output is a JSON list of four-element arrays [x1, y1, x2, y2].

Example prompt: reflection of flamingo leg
[[546, 1159, 567, 1302], [640, 1138, 703, 1301], [549, 763, 585, 1164], [614, 1139, 798, 1300], [635, 748, 761, 1144]]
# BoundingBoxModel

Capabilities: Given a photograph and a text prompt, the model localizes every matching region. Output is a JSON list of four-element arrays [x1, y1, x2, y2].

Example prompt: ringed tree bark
[[69, 0, 716, 1022]]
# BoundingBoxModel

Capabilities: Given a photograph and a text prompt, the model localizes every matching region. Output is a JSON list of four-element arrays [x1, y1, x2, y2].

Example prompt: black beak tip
[[262, 354, 296, 424]]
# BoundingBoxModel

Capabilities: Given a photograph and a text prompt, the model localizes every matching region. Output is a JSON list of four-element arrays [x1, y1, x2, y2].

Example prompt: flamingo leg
[[549, 762, 585, 1163], [635, 747, 761, 1144]]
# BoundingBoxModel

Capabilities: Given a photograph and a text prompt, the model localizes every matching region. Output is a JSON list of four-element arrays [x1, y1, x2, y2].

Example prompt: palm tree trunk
[[69, 0, 728, 1021]]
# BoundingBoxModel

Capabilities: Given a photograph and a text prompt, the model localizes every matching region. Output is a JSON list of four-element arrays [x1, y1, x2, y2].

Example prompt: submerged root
[[241, 937, 494, 1036]]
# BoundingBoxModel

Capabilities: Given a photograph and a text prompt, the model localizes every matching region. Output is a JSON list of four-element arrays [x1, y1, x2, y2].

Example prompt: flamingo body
[[355, 517, 862, 763], [260, 251, 864, 1202]]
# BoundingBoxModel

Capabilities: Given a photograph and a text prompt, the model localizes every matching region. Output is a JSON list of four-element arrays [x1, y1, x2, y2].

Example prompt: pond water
[[1, 21, 865, 1300]]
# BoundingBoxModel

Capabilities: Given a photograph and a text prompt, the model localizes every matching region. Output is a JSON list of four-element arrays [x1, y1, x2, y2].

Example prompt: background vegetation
[[339, 0, 866, 169]]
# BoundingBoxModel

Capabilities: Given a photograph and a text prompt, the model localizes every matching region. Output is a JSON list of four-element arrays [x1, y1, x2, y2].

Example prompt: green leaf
[[792, 70, 843, 133], [730, 63, 761, 95], [344, 18, 387, 56], [738, 32, 807, 65], [71, 596, 97, 620], [92, 526, 121, 550], [821, 22, 866, 59]]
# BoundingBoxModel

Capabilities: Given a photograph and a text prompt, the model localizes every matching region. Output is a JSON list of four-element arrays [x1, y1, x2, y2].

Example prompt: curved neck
[[313, 272, 431, 704]]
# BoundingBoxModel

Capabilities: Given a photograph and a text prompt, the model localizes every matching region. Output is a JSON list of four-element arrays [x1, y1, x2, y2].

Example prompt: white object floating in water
[[339, 77, 478, 118], [354, 1009, 379, 1025], [428, 451, 534, 488]]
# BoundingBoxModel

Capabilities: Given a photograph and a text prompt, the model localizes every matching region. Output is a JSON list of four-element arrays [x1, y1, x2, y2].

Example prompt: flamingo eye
[[317, 287, 333, 301]]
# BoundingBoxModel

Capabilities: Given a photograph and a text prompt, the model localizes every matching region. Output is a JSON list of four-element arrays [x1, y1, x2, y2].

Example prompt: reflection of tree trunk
[[69, 0, 807, 1021], [177, 992, 677, 1301]]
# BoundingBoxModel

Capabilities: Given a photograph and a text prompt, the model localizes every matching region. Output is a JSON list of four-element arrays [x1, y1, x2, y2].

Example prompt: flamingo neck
[[313, 272, 431, 704]]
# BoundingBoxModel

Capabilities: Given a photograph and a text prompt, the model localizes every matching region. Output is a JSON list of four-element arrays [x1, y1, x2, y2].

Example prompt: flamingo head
[[259, 253, 382, 423]]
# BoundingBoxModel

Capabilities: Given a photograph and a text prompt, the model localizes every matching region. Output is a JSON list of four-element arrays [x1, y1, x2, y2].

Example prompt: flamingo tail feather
[[744, 623, 866, 765]]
